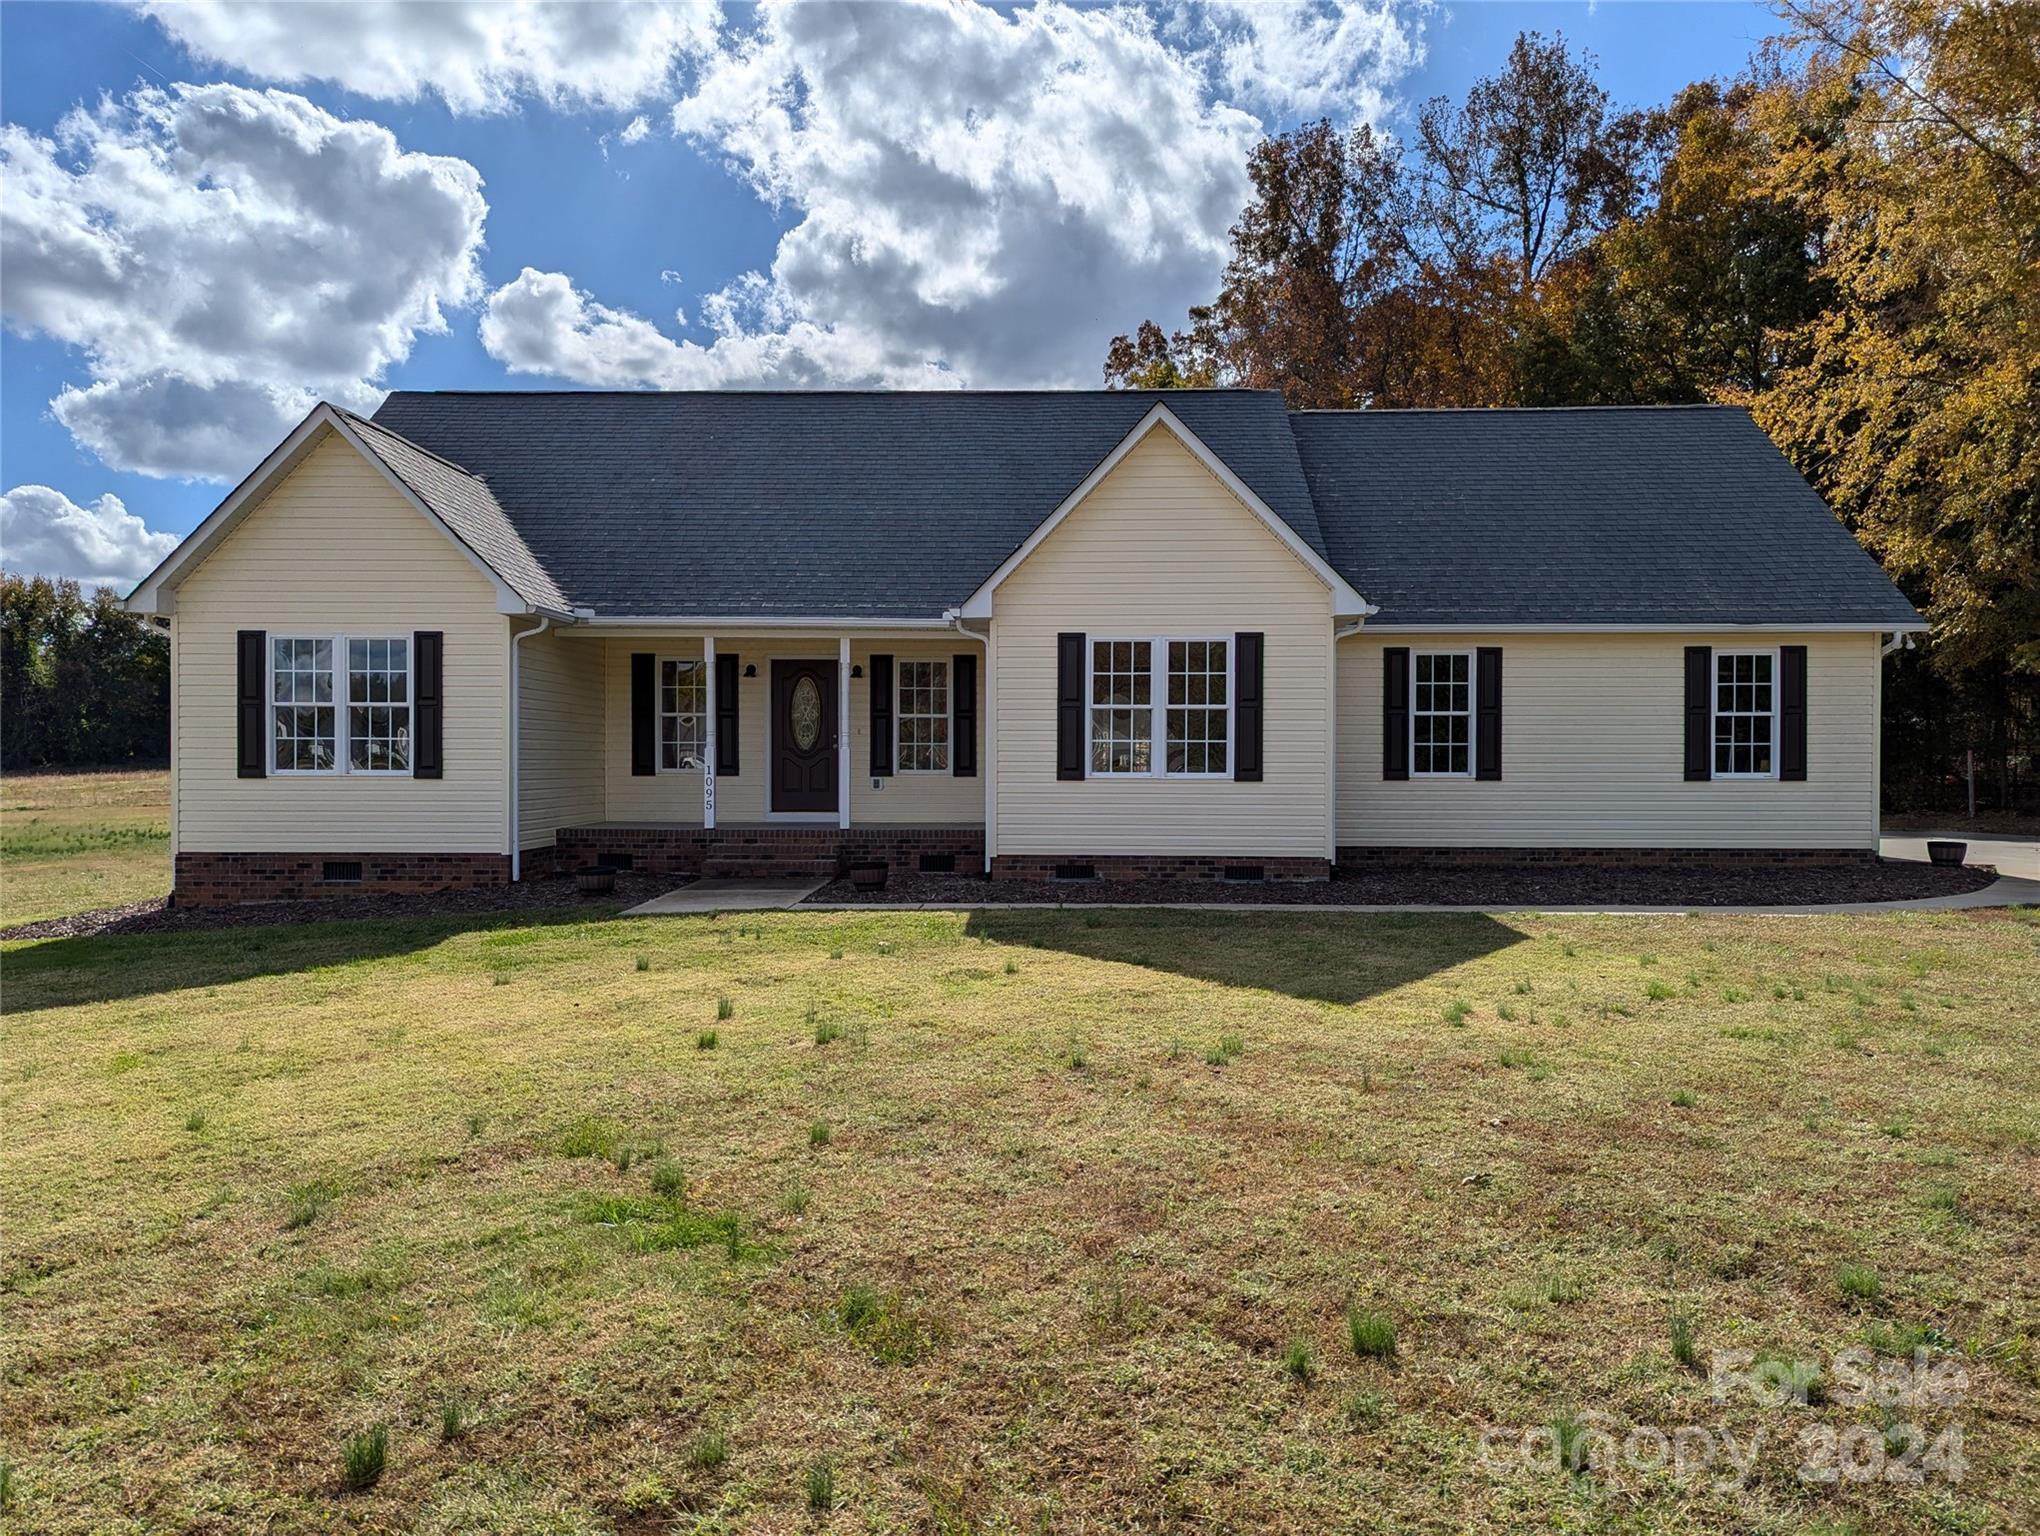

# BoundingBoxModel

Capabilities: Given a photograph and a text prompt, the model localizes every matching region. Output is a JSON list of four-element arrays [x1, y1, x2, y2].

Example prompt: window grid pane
[[347, 637, 410, 771], [1412, 652, 1471, 776], [1713, 652, 1775, 776], [1090, 641, 1152, 773], [1165, 638, 1228, 774], [660, 659, 706, 770], [897, 659, 950, 771], [271, 638, 336, 770]]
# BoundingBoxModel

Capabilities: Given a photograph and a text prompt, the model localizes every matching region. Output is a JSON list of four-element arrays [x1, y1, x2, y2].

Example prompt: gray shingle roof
[[359, 391, 1916, 629], [369, 390, 1322, 619], [340, 411, 570, 614], [1289, 406, 1921, 627]]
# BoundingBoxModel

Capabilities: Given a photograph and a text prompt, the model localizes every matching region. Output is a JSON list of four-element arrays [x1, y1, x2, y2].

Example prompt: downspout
[[1881, 631, 1911, 656], [508, 615, 552, 881]]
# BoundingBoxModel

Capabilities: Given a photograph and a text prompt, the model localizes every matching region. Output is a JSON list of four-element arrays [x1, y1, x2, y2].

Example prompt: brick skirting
[[1335, 846, 1880, 869], [556, 824, 986, 879], [991, 854, 1331, 882], [174, 851, 510, 906]]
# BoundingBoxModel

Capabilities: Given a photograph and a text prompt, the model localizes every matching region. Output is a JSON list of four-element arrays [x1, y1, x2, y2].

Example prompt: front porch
[[555, 822, 985, 880]]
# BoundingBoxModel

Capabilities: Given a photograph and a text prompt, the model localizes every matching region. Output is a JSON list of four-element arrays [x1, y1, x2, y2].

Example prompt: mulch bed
[[0, 871, 680, 943], [806, 858, 2001, 909]]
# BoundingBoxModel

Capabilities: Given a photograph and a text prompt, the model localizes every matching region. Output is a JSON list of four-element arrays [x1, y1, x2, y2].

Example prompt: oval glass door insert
[[789, 675, 822, 751]]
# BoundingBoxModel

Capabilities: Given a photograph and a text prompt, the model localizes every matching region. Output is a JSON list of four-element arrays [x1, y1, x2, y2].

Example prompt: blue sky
[[0, 1, 1775, 583]]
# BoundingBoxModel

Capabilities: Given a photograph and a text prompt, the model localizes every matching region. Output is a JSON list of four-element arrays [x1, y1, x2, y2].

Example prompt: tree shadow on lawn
[[964, 907, 1527, 1006], [0, 905, 623, 1012]]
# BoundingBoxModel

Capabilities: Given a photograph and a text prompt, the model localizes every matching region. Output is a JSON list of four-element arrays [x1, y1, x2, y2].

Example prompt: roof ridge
[[342, 407, 486, 480], [376, 387, 1283, 400], [1289, 403, 1747, 416]]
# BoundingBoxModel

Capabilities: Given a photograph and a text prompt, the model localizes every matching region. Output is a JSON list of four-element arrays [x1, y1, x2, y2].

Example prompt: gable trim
[[123, 404, 559, 619], [956, 404, 1374, 621]]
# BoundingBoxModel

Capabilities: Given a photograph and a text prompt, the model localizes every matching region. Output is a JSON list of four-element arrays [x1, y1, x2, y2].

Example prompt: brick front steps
[[555, 824, 986, 880]]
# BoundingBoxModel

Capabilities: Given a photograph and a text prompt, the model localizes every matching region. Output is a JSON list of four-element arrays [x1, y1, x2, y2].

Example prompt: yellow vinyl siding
[[597, 637, 985, 825], [173, 433, 509, 853], [1336, 631, 1880, 849], [517, 628, 605, 849], [991, 428, 1333, 858]]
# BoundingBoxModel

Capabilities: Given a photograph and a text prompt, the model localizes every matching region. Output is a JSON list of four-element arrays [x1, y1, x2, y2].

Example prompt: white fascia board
[[572, 615, 958, 631], [1352, 621, 1931, 634], [123, 403, 538, 618], [956, 403, 1376, 621]]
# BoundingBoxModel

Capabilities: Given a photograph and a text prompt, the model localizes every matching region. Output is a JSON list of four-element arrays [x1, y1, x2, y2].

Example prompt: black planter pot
[[575, 865, 617, 895], [848, 861, 888, 892], [1926, 840, 1967, 867]]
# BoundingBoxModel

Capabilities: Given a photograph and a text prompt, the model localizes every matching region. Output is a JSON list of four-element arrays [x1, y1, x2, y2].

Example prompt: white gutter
[[508, 615, 553, 881], [577, 614, 956, 630], [1882, 631, 1914, 656]]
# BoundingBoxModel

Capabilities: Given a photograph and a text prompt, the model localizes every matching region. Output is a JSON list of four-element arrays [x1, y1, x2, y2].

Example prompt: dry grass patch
[[2, 904, 2037, 1532], [0, 768, 169, 926]]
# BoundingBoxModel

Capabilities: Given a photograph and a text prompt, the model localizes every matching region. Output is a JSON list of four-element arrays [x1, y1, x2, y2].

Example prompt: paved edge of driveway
[[795, 874, 2040, 918]]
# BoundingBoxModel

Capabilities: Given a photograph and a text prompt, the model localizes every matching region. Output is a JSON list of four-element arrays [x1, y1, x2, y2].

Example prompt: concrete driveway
[[1880, 832, 2040, 882]]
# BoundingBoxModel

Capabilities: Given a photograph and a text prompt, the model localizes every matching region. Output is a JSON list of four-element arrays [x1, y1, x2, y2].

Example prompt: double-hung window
[[271, 636, 410, 773], [659, 658, 706, 770], [1713, 650, 1776, 777], [1411, 651, 1472, 777], [897, 659, 950, 772], [1088, 638, 1229, 777]]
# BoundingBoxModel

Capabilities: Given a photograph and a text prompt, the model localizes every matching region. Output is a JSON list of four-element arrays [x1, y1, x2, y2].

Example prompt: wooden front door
[[771, 659, 838, 813]]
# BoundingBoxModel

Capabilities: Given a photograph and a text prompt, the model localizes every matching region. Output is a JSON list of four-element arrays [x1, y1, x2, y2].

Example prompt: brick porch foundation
[[1335, 846, 1880, 869], [990, 854, 1330, 882], [174, 851, 511, 906]]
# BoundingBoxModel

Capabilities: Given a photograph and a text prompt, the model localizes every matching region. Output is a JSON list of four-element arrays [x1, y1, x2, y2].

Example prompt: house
[[123, 391, 1924, 905]]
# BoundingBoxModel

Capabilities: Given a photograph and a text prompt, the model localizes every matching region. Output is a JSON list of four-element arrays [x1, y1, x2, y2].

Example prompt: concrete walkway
[[623, 876, 827, 915], [1879, 833, 2039, 883]]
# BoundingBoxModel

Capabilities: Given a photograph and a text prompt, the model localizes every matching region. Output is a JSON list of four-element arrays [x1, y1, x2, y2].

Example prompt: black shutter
[[1056, 633, 1086, 780], [1233, 632, 1263, 781], [1382, 647, 1410, 781], [953, 653, 977, 777], [715, 652, 740, 775], [412, 630, 443, 779], [631, 652, 656, 776], [869, 652, 893, 775], [1684, 645, 1713, 781], [1474, 646, 1502, 781], [1780, 644, 1808, 781], [236, 630, 266, 778]]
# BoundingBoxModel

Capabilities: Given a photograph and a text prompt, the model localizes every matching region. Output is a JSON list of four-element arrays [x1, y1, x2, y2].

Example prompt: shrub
[[1347, 1306, 1397, 1359], [341, 1425, 387, 1493]]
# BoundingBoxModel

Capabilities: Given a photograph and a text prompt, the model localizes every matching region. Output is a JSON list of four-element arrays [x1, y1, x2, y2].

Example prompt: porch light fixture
[[743, 663, 757, 677], [851, 664, 863, 678]]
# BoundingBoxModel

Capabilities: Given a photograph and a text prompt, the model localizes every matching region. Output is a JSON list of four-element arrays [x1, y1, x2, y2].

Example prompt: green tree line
[[1, 571, 170, 770], [1107, 0, 2036, 816]]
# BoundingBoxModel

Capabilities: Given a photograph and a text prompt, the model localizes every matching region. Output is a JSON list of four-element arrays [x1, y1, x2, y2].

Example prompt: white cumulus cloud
[[482, 0, 1423, 393], [1, 485, 180, 589], [137, 0, 725, 115], [0, 83, 488, 480]]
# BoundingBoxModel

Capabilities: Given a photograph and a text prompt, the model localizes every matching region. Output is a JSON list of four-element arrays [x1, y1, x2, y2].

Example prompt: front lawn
[[0, 769, 169, 927], [2, 906, 2035, 1532]]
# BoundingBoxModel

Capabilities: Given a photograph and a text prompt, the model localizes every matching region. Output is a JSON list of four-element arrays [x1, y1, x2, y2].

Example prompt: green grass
[[3, 903, 2038, 1532], [0, 769, 169, 927]]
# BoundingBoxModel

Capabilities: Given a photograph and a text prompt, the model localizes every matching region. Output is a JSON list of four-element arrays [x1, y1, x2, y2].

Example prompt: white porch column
[[838, 636, 852, 828], [702, 635, 717, 830]]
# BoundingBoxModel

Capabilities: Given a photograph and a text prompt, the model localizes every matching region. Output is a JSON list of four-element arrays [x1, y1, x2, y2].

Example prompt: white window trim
[[268, 633, 413, 777], [1409, 649, 1476, 780], [1084, 635, 1234, 780], [894, 657, 952, 775], [1711, 647, 1781, 781], [656, 654, 708, 774]]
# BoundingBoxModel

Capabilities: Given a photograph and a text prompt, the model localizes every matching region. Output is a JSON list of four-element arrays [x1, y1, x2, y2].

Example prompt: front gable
[[956, 406, 1372, 621]]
